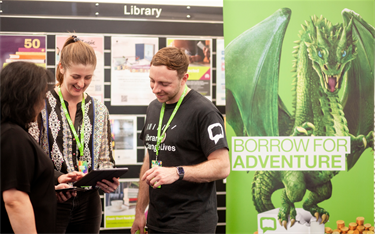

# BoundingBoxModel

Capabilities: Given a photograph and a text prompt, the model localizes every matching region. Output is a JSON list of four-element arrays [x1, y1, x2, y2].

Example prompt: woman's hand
[[55, 183, 77, 203], [57, 171, 84, 184], [55, 172, 83, 203], [96, 177, 120, 193]]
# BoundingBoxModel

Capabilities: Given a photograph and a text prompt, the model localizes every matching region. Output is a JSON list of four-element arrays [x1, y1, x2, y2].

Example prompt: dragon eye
[[342, 50, 347, 57], [318, 51, 322, 58]]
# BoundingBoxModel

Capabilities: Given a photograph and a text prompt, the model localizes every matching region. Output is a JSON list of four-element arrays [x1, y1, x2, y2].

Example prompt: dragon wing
[[226, 8, 292, 137], [340, 9, 375, 169]]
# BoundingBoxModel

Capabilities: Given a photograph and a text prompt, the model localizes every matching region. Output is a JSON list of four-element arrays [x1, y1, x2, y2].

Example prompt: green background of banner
[[224, 0, 374, 233]]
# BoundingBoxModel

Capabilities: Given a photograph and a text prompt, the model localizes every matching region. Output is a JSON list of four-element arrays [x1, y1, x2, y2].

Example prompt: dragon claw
[[302, 122, 315, 131], [282, 220, 287, 230], [293, 122, 316, 136], [366, 131, 374, 148], [321, 214, 329, 224], [290, 219, 296, 227], [362, 135, 367, 148], [294, 127, 308, 136], [314, 212, 319, 221], [320, 214, 326, 224], [308, 208, 330, 224]]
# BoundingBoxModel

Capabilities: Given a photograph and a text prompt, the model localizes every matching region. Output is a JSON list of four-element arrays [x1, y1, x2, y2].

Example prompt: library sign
[[1, 1, 222, 21], [124, 5, 162, 18], [231, 136, 350, 171]]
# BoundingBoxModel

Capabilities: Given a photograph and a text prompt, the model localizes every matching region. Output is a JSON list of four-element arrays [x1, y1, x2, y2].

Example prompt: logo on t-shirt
[[207, 123, 224, 144]]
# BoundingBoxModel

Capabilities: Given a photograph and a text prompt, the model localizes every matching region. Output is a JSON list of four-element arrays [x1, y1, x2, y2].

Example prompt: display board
[[0, 1, 226, 232]]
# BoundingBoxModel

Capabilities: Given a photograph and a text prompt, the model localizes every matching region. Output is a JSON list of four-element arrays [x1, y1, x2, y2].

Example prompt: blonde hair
[[56, 36, 97, 86]]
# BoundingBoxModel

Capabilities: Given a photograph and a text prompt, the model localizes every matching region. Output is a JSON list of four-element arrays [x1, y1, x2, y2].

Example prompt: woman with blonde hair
[[40, 35, 119, 233]]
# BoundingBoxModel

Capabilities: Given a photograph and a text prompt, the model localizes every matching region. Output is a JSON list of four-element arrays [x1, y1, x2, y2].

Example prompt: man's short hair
[[150, 47, 189, 79]]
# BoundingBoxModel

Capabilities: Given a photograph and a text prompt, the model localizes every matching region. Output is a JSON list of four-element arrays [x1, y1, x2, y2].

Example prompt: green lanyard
[[57, 87, 85, 157], [155, 85, 188, 159]]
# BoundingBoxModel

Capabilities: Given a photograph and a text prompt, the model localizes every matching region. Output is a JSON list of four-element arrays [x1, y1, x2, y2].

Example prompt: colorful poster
[[216, 39, 226, 105], [56, 35, 104, 102], [110, 115, 137, 165], [0, 35, 46, 68], [111, 36, 158, 106], [167, 38, 212, 100], [104, 179, 139, 228], [224, 1, 374, 234]]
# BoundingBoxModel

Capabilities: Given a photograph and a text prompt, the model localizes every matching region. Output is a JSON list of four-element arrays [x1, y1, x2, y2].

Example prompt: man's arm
[[131, 151, 150, 234], [3, 189, 37, 234], [184, 148, 229, 183], [143, 148, 229, 188]]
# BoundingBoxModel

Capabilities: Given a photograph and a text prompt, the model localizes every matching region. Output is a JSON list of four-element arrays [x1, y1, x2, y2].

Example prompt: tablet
[[74, 168, 128, 187], [55, 187, 86, 192]]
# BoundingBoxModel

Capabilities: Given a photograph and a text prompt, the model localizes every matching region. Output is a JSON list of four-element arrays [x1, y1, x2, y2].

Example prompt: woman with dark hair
[[0, 61, 56, 233], [40, 35, 119, 233]]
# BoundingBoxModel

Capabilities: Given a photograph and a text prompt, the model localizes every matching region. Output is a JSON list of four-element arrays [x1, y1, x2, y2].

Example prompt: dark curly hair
[[1, 62, 52, 127]]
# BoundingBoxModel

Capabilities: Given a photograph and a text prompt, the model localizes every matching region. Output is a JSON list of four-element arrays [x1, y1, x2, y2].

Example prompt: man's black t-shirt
[[1, 122, 56, 233], [141, 89, 228, 233]]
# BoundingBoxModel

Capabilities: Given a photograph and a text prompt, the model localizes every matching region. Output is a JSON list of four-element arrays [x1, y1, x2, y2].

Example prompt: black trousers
[[148, 229, 179, 234], [55, 189, 102, 233]]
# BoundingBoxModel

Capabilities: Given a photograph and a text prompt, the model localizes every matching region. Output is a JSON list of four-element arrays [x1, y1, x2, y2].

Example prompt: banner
[[0, 35, 46, 68], [224, 1, 374, 233]]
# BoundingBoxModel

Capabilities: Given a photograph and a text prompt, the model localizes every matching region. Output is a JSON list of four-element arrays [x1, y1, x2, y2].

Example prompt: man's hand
[[131, 212, 147, 234], [141, 166, 179, 188]]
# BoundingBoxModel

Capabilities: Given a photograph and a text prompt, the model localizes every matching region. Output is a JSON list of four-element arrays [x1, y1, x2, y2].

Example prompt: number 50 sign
[[0, 35, 46, 67], [24, 38, 41, 49]]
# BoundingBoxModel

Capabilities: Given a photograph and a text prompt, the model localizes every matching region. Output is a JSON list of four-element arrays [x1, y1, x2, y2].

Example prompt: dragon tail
[[252, 171, 280, 213]]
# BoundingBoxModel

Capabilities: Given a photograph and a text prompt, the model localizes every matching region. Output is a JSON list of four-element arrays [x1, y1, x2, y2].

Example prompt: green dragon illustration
[[226, 8, 374, 229]]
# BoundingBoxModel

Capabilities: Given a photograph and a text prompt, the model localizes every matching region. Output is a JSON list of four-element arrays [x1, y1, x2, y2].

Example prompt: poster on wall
[[110, 115, 137, 165], [167, 38, 212, 100], [104, 179, 139, 228], [216, 39, 225, 105], [0, 35, 46, 68], [111, 36, 158, 106], [56, 35, 104, 102], [224, 1, 374, 234]]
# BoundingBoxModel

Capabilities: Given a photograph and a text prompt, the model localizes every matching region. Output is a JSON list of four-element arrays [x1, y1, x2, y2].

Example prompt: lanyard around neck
[[155, 85, 188, 159], [57, 87, 85, 157]]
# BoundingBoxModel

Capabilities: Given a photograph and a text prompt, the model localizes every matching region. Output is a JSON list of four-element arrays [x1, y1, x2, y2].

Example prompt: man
[[131, 47, 230, 234]]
